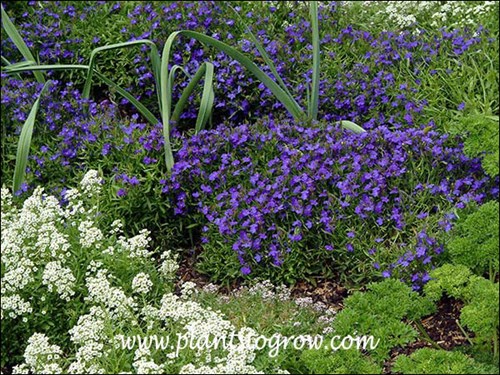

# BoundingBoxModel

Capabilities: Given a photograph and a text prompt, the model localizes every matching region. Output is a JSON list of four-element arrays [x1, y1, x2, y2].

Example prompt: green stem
[[414, 320, 444, 350], [170, 65, 206, 124], [493, 328, 498, 361], [455, 319, 475, 346]]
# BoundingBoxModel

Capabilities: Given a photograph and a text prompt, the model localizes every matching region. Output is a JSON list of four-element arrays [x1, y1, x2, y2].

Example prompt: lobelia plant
[[2, 1, 364, 188]]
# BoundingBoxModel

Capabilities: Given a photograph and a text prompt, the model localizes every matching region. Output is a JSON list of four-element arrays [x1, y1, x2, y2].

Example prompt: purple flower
[[117, 188, 127, 197]]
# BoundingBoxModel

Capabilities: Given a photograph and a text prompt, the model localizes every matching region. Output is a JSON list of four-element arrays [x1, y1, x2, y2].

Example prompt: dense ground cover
[[1, 1, 499, 374]]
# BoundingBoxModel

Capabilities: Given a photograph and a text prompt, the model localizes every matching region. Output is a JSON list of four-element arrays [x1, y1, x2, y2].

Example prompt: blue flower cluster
[[165, 118, 497, 286], [1, 1, 498, 287], [1, 1, 492, 127]]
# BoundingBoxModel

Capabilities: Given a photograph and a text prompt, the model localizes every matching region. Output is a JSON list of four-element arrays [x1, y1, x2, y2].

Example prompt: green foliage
[[332, 279, 435, 363], [424, 264, 500, 359], [392, 348, 499, 374], [424, 263, 473, 302], [300, 348, 382, 374], [460, 276, 499, 354], [11, 80, 52, 193], [451, 114, 499, 177], [448, 200, 499, 278]]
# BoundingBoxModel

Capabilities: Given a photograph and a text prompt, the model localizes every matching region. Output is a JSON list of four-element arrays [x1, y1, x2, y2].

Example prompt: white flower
[[78, 220, 103, 249], [158, 250, 179, 280], [85, 269, 137, 320], [1, 294, 33, 319], [110, 219, 124, 235], [42, 261, 76, 300], [117, 229, 152, 259], [132, 272, 153, 294], [2, 258, 35, 293], [180, 281, 197, 299], [22, 333, 62, 373], [69, 307, 106, 345], [201, 283, 219, 294], [80, 169, 102, 197]]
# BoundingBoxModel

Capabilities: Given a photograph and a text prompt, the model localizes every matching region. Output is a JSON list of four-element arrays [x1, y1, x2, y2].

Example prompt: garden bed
[[1, 1, 499, 374]]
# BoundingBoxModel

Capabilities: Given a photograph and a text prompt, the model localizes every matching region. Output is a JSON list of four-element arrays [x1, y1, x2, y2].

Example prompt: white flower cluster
[[294, 296, 314, 309], [110, 219, 124, 235], [42, 261, 76, 301], [429, 1, 498, 28], [1, 186, 14, 223], [68, 307, 106, 345], [132, 347, 166, 374], [78, 220, 104, 249], [341, 1, 498, 30], [2, 185, 70, 268], [117, 229, 153, 259], [201, 283, 220, 294], [180, 281, 198, 299], [241, 279, 291, 301], [158, 250, 179, 280], [2, 258, 35, 293], [1, 294, 33, 320], [12, 333, 62, 374], [85, 268, 137, 320], [132, 272, 153, 294], [67, 306, 107, 373], [80, 169, 102, 198], [179, 327, 263, 374], [1, 174, 92, 322]]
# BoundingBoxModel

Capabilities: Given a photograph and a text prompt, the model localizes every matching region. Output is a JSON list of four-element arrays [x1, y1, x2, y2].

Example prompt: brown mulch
[[290, 278, 349, 312], [419, 296, 470, 350], [383, 296, 471, 373]]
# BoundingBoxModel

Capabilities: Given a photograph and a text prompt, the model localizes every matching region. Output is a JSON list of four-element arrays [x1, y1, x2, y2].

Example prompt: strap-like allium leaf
[[13, 80, 52, 193], [1, 5, 46, 84]]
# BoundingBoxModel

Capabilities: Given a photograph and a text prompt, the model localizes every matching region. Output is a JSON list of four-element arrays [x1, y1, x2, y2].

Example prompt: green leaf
[[1, 4, 45, 84], [168, 62, 215, 134], [94, 71, 159, 127], [82, 39, 159, 99], [13, 80, 52, 193], [195, 62, 215, 133], [309, 1, 320, 121], [1, 56, 24, 80], [2, 63, 90, 73], [340, 120, 366, 133]]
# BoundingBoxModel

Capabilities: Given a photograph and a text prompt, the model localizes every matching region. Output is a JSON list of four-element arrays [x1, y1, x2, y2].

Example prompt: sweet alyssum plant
[[1, 1, 364, 190], [0, 170, 291, 374]]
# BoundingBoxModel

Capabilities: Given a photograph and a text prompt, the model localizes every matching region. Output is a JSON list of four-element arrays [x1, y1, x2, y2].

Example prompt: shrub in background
[[451, 114, 499, 178]]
